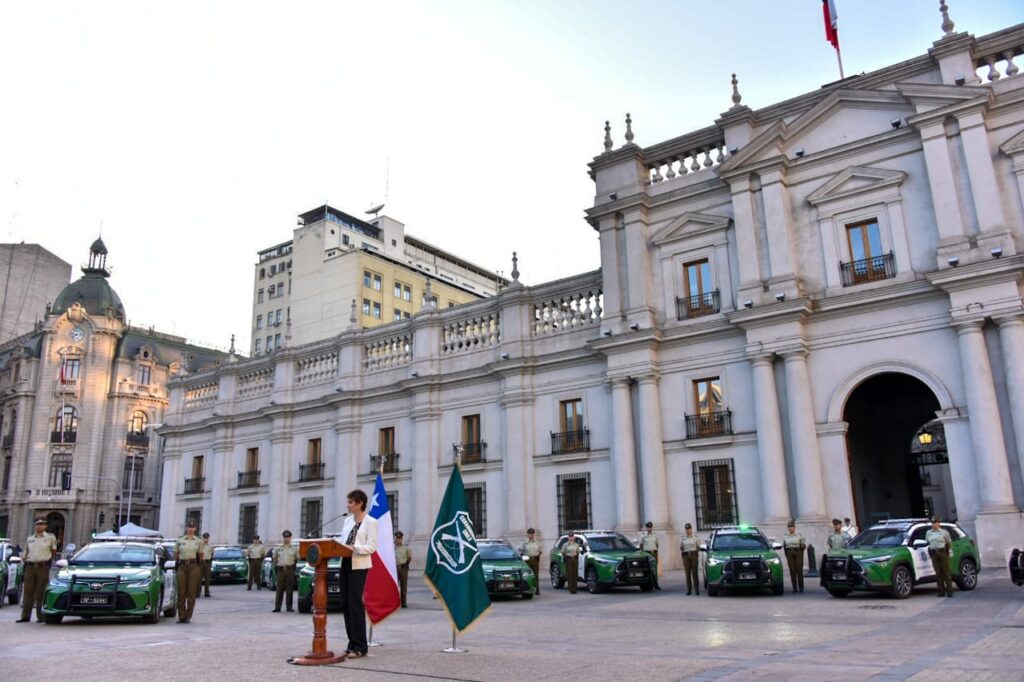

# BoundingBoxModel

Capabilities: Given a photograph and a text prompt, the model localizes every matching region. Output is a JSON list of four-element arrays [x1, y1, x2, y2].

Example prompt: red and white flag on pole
[[363, 474, 400, 624], [822, 0, 840, 50]]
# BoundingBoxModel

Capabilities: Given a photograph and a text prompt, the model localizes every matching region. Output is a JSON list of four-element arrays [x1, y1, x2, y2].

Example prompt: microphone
[[306, 512, 349, 538]]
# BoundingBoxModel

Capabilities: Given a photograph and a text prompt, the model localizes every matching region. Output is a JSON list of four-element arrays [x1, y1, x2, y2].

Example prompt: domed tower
[[51, 237, 125, 321]]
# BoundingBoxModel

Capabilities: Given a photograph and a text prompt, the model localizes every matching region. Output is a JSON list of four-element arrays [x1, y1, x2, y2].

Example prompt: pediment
[[896, 82, 991, 117], [1000, 127, 1024, 156], [651, 212, 731, 246], [806, 166, 906, 206]]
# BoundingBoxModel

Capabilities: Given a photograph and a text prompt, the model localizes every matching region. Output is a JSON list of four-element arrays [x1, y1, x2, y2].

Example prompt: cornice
[[925, 254, 1024, 293], [725, 298, 813, 331]]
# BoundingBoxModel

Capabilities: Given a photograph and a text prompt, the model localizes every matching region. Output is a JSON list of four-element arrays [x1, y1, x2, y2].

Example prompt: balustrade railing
[[443, 313, 500, 354], [298, 462, 325, 482], [125, 431, 150, 448], [295, 351, 338, 386], [643, 126, 727, 185], [50, 430, 77, 444], [685, 410, 733, 439], [184, 381, 218, 410], [364, 334, 412, 371], [238, 367, 274, 398], [974, 29, 1022, 82], [533, 289, 602, 336], [237, 470, 261, 488], [676, 290, 721, 320], [184, 476, 205, 494], [550, 430, 590, 455], [840, 252, 896, 287]]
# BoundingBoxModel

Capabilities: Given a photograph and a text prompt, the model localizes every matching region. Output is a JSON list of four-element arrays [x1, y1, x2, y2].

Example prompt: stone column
[[157, 452, 181, 533], [760, 170, 799, 292], [781, 350, 827, 520], [817, 422, 856, 523], [501, 391, 534, 537], [209, 442, 232, 539], [997, 316, 1024, 488], [917, 122, 967, 246], [957, 322, 1018, 513], [729, 177, 765, 300], [266, 433, 291, 536], [749, 355, 791, 522], [635, 375, 669, 528], [609, 378, 640, 531], [957, 111, 1006, 234], [412, 407, 441, 542]]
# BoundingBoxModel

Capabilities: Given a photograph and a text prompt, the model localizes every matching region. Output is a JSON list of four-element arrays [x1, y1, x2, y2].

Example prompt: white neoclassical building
[[160, 14, 1024, 567]]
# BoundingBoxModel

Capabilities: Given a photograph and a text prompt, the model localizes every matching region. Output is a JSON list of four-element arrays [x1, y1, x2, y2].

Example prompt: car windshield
[[711, 532, 768, 551], [848, 528, 906, 548], [213, 547, 245, 559], [479, 544, 520, 561], [72, 545, 155, 565], [586, 535, 637, 551]]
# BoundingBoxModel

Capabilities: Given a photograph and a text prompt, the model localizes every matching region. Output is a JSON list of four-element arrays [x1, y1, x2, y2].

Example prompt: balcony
[[50, 430, 77, 444], [840, 252, 895, 287], [685, 410, 733, 439], [676, 290, 721, 320], [54, 378, 78, 395], [454, 441, 487, 465], [237, 470, 261, 488], [298, 462, 325, 482], [183, 477, 205, 495], [551, 430, 590, 455], [2, 434, 12, 449], [126, 432, 150, 449], [370, 452, 400, 474]]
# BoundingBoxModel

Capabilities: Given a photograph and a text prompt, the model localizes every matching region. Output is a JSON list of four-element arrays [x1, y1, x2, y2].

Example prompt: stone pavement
[[2, 570, 1022, 681]]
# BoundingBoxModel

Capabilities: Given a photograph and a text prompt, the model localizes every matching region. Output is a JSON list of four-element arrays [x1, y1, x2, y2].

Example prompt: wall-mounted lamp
[[794, 148, 805, 158], [410, 370, 420, 378], [954, 75, 966, 86], [991, 247, 1003, 258], [600, 328, 612, 337], [947, 256, 960, 267], [628, 322, 640, 331], [499, 352, 511, 360], [608, 193, 618, 201], [727, 145, 739, 155], [743, 300, 754, 309], [335, 387, 344, 393], [269, 400, 277, 405], [890, 118, 902, 129], [774, 292, 786, 302]]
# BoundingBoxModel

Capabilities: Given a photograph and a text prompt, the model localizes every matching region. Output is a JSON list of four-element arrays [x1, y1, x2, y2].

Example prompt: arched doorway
[[843, 373, 953, 526], [45, 511, 66, 550]]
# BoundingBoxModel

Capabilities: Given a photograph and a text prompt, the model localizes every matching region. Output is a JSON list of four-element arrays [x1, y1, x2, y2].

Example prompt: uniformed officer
[[679, 523, 700, 596], [518, 528, 542, 595], [782, 520, 806, 593], [827, 518, 847, 550], [273, 530, 299, 612], [926, 517, 954, 598], [17, 518, 57, 623], [561, 532, 581, 594], [639, 521, 661, 590], [175, 520, 204, 623], [199, 532, 214, 598], [394, 531, 411, 608], [246, 535, 266, 591], [842, 517, 859, 541]]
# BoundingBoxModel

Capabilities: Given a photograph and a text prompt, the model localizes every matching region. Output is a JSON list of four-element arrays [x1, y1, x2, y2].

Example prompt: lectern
[[291, 537, 352, 666]]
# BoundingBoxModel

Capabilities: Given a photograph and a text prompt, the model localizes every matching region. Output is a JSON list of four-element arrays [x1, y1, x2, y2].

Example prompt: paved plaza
[[3, 570, 1023, 681]]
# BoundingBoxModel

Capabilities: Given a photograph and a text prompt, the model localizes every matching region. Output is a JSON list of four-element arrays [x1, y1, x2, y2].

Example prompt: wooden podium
[[291, 538, 352, 666]]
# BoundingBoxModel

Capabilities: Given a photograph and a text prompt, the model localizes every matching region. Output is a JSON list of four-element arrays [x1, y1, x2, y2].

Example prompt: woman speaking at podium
[[339, 488, 378, 658]]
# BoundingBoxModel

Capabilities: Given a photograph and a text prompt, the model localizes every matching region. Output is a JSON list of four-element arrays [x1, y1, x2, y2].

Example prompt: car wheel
[[827, 588, 851, 598], [639, 582, 655, 592], [707, 585, 719, 597], [891, 565, 913, 599], [143, 591, 162, 624], [0, 576, 5, 608], [298, 596, 312, 614], [771, 582, 784, 596], [522, 592, 534, 600], [43, 613, 63, 625], [585, 567, 602, 594], [955, 557, 978, 591], [550, 564, 565, 589]]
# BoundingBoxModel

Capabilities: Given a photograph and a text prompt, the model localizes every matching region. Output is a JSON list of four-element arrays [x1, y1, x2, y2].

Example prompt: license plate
[[739, 572, 756, 580], [220, 572, 232, 577], [498, 581, 516, 590], [629, 571, 644, 578], [80, 595, 108, 605], [328, 585, 340, 593], [833, 572, 847, 581]]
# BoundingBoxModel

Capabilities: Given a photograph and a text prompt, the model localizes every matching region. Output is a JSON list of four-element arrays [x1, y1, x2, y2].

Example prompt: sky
[[1, 0, 1021, 352]]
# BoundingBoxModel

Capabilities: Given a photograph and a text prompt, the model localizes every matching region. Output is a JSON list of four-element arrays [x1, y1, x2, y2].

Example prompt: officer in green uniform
[[639, 522, 661, 590], [782, 520, 806, 593], [394, 531, 411, 608], [17, 518, 57, 623], [517, 528, 542, 595], [199, 533, 214, 598], [246, 535, 266, 591], [561, 532, 581, 594], [273, 530, 299, 612], [175, 520, 204, 623], [679, 522, 700, 596], [926, 517, 954, 598], [827, 518, 847, 550]]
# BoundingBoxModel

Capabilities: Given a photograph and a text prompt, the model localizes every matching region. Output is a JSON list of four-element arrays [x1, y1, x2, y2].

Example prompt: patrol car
[[701, 525, 785, 596], [0, 538, 24, 606], [210, 545, 248, 583], [549, 530, 656, 593], [261, 545, 309, 590], [819, 518, 980, 598], [41, 537, 178, 624], [477, 538, 536, 599]]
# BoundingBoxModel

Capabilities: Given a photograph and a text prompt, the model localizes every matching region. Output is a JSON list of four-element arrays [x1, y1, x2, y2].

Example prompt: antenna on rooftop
[[366, 155, 390, 217], [366, 202, 385, 216]]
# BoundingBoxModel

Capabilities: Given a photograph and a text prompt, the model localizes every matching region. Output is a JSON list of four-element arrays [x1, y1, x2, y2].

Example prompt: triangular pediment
[[1000, 127, 1024, 156], [651, 212, 731, 246], [896, 82, 991, 119], [807, 166, 906, 206]]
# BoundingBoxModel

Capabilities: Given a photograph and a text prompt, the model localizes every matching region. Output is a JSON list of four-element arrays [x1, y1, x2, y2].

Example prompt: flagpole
[[440, 445, 467, 654], [836, 47, 846, 80]]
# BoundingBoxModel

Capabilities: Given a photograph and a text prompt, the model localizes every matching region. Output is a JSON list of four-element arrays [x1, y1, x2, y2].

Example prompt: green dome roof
[[52, 271, 125, 321]]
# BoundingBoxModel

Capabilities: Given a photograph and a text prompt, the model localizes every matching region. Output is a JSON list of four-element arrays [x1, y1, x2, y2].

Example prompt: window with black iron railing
[[454, 441, 487, 464], [298, 462, 325, 481], [685, 410, 733, 439], [126, 431, 149, 448], [2, 434, 13, 449], [840, 252, 895, 287], [237, 470, 261, 488], [693, 458, 738, 530], [184, 476, 205, 494], [676, 290, 721, 320], [550, 429, 590, 455], [371, 452, 400, 474]]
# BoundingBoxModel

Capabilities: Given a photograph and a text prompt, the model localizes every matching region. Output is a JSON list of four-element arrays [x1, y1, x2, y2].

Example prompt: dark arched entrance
[[45, 511, 66, 550], [843, 373, 953, 526]]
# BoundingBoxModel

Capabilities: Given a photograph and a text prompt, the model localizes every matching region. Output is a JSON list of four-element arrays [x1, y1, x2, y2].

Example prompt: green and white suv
[[0, 538, 24, 607], [478, 538, 536, 599], [820, 518, 980, 599], [701, 525, 784, 596], [210, 545, 248, 583], [549, 530, 656, 593]]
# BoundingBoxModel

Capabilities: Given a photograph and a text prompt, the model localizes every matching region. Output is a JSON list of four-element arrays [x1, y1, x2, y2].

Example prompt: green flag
[[423, 466, 491, 634]]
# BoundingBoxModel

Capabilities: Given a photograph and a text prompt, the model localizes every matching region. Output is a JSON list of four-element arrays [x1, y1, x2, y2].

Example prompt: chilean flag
[[822, 0, 840, 50], [363, 474, 400, 624]]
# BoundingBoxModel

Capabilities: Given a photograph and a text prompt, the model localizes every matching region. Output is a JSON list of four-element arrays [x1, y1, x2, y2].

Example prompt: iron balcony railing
[[454, 441, 487, 464], [50, 430, 77, 444], [237, 470, 261, 488], [126, 432, 150, 448], [551, 430, 590, 455], [370, 452, 400, 473], [298, 462, 325, 482], [685, 410, 733, 439], [675, 290, 721, 320], [2, 434, 12, 449], [184, 477, 205, 494], [840, 252, 896, 287]]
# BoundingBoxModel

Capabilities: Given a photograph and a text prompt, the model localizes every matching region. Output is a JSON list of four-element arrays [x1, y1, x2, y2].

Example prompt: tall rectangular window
[[362, 299, 371, 316], [378, 427, 397, 473], [693, 459, 738, 529], [136, 365, 151, 385], [403, 285, 411, 301], [373, 274, 382, 291], [556, 473, 591, 534], [274, 333, 281, 348], [465, 485, 486, 537], [684, 259, 712, 298], [192, 455, 204, 479], [122, 455, 144, 491], [237, 504, 258, 544], [48, 453, 72, 487], [693, 377, 723, 416], [265, 336, 272, 353], [257, 289, 265, 303], [678, 259, 719, 319], [560, 399, 583, 433], [842, 219, 893, 285], [307, 438, 322, 465], [387, 491, 399, 534], [363, 271, 372, 288], [1, 456, 10, 491], [461, 414, 482, 462], [275, 309, 283, 324], [372, 302, 382, 319], [846, 220, 883, 263], [62, 358, 81, 381], [186, 507, 203, 533], [254, 338, 261, 354], [393, 309, 403, 321], [256, 314, 263, 329], [300, 497, 323, 538], [245, 447, 259, 472], [394, 282, 403, 298]]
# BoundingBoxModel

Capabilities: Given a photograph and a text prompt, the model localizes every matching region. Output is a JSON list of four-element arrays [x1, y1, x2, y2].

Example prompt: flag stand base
[[368, 625, 382, 647], [442, 632, 466, 654]]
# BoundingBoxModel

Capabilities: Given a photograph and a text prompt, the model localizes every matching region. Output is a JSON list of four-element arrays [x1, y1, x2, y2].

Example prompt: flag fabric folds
[[363, 474, 401, 625], [423, 466, 491, 635], [822, 0, 839, 50]]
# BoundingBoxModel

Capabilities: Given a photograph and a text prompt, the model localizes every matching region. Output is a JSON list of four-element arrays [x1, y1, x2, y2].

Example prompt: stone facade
[[0, 244, 71, 344]]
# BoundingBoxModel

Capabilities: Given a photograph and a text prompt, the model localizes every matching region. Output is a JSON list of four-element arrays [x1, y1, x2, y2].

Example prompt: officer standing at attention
[[561, 532, 581, 594], [199, 532, 214, 598], [273, 530, 299, 612], [394, 531, 411, 608], [827, 518, 847, 550], [518, 528, 542, 595], [782, 520, 806, 593], [246, 535, 266, 591], [175, 520, 204, 623], [639, 522, 661, 590], [17, 518, 57, 623], [679, 523, 700, 596], [926, 517, 954, 598]]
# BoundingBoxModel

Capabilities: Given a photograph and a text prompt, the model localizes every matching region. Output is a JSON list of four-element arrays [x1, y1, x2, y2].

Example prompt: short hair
[[347, 489, 368, 511], [282, 530, 293, 537], [527, 528, 536, 534], [832, 518, 842, 525], [202, 532, 210, 538], [844, 518, 851, 523]]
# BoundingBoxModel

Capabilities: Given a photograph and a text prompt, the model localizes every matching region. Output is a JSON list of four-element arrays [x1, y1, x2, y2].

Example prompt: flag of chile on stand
[[822, 0, 839, 50], [363, 474, 400, 624]]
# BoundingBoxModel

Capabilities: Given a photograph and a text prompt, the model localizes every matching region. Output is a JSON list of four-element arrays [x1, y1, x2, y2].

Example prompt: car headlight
[[706, 557, 723, 566], [860, 555, 893, 565], [767, 557, 781, 565], [125, 577, 153, 588], [49, 575, 70, 587]]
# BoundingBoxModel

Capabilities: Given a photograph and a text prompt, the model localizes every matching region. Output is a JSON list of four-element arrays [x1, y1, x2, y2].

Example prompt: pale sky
[[1, 1, 1021, 352]]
